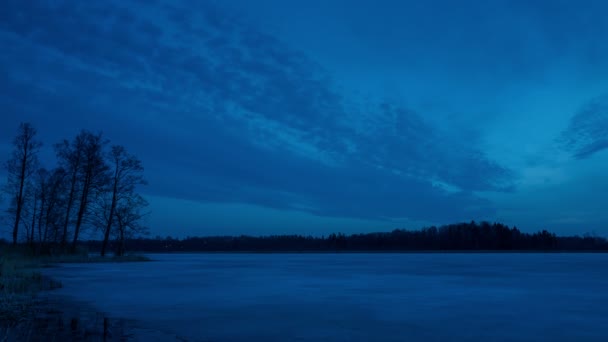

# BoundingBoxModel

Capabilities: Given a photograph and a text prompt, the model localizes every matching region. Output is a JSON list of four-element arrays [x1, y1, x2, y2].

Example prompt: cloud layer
[[6, 0, 608, 235], [560, 95, 608, 159]]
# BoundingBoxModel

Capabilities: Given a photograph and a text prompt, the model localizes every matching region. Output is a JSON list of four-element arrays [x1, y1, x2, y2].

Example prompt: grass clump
[[0, 251, 62, 329], [1, 245, 148, 341], [42, 253, 151, 264]]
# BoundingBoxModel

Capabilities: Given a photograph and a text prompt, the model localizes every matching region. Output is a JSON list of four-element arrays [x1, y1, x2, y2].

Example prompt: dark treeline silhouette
[[4, 125, 605, 255], [1, 122, 148, 256], [82, 221, 608, 253]]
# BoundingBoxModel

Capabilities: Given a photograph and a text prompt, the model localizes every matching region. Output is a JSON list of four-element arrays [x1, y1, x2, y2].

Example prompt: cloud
[[560, 95, 608, 159], [0, 0, 515, 224]]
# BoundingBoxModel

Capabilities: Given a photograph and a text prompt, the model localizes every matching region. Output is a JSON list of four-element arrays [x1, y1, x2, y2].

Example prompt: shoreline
[[36, 290, 185, 341], [1, 267, 138, 341], [131, 249, 608, 254], [2, 277, 186, 341], [5, 288, 128, 341], [1, 252, 184, 341]]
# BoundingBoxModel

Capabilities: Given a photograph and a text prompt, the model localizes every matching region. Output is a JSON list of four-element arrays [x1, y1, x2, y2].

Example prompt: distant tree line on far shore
[[73, 221, 608, 252], [1, 122, 148, 256]]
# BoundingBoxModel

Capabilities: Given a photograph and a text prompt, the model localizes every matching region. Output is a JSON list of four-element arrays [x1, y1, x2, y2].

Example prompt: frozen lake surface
[[44, 253, 608, 341]]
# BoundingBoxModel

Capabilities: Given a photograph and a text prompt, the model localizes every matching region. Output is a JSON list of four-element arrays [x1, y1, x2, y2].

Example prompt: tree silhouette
[[55, 134, 86, 248], [99, 145, 146, 257], [1, 124, 150, 255], [105, 222, 608, 253], [38, 167, 68, 246], [4, 123, 42, 245], [33, 168, 49, 246], [114, 194, 149, 256], [71, 131, 108, 252]]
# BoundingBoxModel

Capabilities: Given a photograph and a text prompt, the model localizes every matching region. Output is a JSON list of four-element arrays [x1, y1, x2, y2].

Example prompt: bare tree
[[22, 178, 38, 246], [114, 194, 149, 256], [55, 135, 85, 248], [47, 168, 68, 244], [20, 166, 68, 254], [37, 167, 67, 247], [28, 183, 38, 246], [100, 145, 146, 257], [34, 168, 49, 245], [4, 123, 42, 245], [71, 131, 108, 252]]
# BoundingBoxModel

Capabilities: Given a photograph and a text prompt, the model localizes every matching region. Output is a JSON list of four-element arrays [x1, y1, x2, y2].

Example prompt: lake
[[43, 253, 608, 341]]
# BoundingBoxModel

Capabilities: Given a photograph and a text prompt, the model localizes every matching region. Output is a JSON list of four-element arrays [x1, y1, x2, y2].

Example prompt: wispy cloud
[[0, 0, 514, 223], [560, 95, 608, 159]]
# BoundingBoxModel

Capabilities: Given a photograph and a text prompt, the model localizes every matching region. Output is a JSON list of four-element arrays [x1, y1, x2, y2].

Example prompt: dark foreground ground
[[0, 252, 177, 341], [3, 292, 126, 341], [4, 293, 189, 341]]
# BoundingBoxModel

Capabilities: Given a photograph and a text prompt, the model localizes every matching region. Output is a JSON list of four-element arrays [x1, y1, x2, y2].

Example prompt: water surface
[[44, 253, 608, 341]]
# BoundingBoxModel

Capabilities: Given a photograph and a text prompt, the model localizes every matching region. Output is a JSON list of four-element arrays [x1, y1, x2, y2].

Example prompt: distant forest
[[4, 123, 606, 255], [82, 221, 608, 252]]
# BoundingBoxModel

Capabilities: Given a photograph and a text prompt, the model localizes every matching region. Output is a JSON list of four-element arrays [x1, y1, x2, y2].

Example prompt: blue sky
[[1, 0, 608, 237]]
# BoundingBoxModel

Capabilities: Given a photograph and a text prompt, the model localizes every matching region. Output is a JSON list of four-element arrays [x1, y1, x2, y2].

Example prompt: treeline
[[83, 222, 608, 252], [1, 122, 148, 256]]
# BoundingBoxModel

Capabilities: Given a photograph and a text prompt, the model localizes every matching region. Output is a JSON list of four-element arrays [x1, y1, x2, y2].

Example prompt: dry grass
[[40, 254, 151, 264], [0, 251, 61, 326], [0, 245, 149, 341]]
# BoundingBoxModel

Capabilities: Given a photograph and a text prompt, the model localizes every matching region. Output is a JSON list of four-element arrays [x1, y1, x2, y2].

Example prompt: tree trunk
[[101, 167, 119, 257], [38, 196, 45, 244], [44, 203, 52, 245], [117, 226, 125, 257], [71, 173, 90, 253], [29, 196, 37, 248], [12, 150, 28, 245], [62, 169, 78, 249]]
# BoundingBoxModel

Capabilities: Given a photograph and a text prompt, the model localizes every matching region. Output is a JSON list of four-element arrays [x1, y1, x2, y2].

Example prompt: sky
[[1, 0, 608, 237]]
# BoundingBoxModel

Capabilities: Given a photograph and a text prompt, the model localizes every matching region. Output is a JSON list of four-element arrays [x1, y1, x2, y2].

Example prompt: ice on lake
[[43, 253, 608, 341]]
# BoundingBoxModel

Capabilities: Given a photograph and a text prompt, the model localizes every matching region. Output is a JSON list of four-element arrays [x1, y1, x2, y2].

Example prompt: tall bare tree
[[55, 134, 85, 248], [27, 180, 38, 246], [34, 168, 49, 245], [36, 167, 67, 247], [114, 194, 149, 256], [100, 145, 146, 257], [71, 131, 108, 252], [4, 123, 42, 245], [46, 168, 68, 244]]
